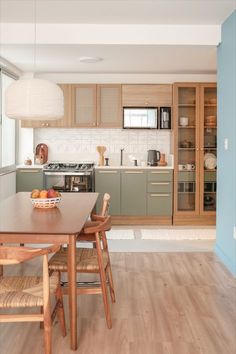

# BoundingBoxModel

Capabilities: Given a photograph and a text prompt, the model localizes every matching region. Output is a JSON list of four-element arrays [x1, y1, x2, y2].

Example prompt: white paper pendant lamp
[[5, 78, 64, 120]]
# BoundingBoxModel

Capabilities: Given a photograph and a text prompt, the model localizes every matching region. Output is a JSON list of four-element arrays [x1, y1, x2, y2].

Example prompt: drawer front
[[147, 170, 172, 182], [147, 181, 172, 193], [147, 193, 172, 216]]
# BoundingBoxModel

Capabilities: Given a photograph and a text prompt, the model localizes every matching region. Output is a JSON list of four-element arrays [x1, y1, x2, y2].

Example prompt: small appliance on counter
[[160, 107, 171, 129], [147, 150, 161, 166], [35, 143, 48, 164]]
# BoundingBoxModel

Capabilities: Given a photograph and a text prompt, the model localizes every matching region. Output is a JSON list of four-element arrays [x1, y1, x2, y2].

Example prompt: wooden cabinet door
[[97, 84, 122, 127], [121, 170, 146, 215], [21, 84, 71, 128], [71, 84, 97, 127], [199, 83, 217, 216], [95, 169, 121, 215], [173, 83, 200, 217], [122, 84, 172, 107], [16, 169, 43, 192]]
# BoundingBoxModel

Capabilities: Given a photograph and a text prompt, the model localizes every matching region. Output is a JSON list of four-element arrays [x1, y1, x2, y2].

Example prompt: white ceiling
[[0, 0, 235, 75]]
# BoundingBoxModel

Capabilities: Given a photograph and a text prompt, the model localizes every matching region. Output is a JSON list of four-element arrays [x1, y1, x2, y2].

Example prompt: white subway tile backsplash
[[34, 128, 171, 164]]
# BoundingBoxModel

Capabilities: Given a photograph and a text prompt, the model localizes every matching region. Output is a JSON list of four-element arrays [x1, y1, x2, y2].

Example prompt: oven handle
[[44, 171, 92, 176]]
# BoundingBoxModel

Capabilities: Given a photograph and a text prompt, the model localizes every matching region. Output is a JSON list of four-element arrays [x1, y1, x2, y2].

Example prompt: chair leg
[[106, 263, 116, 303], [55, 287, 66, 337], [43, 300, 52, 354], [96, 233, 112, 329]]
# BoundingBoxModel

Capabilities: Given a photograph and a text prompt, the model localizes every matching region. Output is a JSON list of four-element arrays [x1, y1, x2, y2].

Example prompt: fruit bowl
[[31, 197, 61, 209]]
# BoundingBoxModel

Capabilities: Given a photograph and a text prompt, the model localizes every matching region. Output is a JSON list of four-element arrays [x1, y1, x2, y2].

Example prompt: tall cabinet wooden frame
[[173, 82, 217, 225]]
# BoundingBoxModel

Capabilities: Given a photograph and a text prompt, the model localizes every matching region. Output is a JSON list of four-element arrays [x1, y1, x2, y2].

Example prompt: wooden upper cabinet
[[71, 84, 97, 127], [97, 84, 122, 128], [122, 84, 172, 107], [21, 84, 71, 128]]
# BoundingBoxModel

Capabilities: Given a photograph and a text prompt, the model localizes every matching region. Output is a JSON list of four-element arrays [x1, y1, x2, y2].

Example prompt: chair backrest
[[100, 193, 111, 217], [0, 245, 60, 265]]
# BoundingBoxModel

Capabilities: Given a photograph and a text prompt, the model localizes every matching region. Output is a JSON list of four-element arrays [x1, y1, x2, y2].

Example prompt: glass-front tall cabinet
[[173, 83, 217, 223]]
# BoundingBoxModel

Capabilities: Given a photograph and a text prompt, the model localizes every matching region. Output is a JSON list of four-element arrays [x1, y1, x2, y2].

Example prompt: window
[[0, 71, 16, 167]]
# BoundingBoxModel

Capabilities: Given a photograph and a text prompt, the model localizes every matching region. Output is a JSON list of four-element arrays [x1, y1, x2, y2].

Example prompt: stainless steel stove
[[43, 162, 95, 192]]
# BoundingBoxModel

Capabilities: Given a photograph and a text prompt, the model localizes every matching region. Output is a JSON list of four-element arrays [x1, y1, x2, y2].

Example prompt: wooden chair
[[78, 193, 111, 243], [0, 245, 66, 354], [48, 215, 115, 329]]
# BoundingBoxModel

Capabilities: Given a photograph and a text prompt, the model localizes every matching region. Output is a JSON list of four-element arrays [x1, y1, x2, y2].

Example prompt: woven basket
[[31, 197, 61, 209]]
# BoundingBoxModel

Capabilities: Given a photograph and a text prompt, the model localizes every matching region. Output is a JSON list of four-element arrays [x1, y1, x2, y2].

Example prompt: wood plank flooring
[[0, 252, 236, 354]]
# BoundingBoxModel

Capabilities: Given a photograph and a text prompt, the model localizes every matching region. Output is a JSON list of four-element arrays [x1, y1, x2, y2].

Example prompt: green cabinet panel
[[178, 171, 195, 182], [16, 169, 43, 192], [95, 169, 120, 215], [204, 171, 216, 182], [121, 170, 146, 215], [147, 193, 172, 216], [147, 170, 173, 182], [147, 181, 172, 193]]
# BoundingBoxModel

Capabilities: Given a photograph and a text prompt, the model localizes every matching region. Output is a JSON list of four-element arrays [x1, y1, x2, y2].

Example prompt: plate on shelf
[[204, 153, 217, 170]]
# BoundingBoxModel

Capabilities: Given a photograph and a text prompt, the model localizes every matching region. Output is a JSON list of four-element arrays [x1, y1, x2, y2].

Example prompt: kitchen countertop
[[16, 164, 45, 169], [95, 165, 173, 170]]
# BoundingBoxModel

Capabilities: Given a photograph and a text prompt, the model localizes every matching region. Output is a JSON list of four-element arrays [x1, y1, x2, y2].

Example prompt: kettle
[[147, 150, 161, 166]]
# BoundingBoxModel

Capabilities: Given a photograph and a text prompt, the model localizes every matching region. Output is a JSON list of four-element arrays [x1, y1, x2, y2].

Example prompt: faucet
[[120, 148, 124, 166]]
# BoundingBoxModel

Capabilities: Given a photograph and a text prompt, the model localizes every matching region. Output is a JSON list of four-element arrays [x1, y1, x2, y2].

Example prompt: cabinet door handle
[[150, 182, 170, 185], [98, 171, 118, 174], [150, 194, 170, 197], [18, 170, 41, 173], [150, 171, 170, 174], [124, 171, 144, 174]]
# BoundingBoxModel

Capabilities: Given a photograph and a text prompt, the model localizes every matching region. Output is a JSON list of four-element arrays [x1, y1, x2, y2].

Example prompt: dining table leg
[[68, 234, 77, 350]]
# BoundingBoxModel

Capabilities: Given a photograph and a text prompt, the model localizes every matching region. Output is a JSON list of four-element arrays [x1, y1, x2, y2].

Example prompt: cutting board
[[35, 143, 48, 164]]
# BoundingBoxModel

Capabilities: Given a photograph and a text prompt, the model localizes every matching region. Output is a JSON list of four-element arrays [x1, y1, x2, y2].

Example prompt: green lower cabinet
[[16, 169, 43, 192], [95, 170, 121, 215], [147, 193, 172, 216], [121, 170, 146, 215]]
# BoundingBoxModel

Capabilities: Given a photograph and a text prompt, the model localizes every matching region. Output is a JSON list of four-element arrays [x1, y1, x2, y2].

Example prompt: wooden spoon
[[96, 146, 106, 166]]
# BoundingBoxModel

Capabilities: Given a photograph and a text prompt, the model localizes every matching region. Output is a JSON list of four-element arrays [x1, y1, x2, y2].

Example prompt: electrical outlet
[[234, 226, 236, 240]]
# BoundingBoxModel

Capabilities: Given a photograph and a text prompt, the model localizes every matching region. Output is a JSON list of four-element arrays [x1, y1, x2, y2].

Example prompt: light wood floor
[[0, 252, 236, 354]]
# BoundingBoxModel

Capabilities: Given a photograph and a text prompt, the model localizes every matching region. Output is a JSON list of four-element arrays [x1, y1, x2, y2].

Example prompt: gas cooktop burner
[[43, 162, 94, 172]]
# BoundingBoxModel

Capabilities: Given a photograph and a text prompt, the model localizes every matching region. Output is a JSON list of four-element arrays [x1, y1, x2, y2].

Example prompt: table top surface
[[0, 192, 98, 235]]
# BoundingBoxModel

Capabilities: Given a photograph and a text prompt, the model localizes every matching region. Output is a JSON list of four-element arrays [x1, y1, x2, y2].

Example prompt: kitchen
[[0, 1, 236, 354]]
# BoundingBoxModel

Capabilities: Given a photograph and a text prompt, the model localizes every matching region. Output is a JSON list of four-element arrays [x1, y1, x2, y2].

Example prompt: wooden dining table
[[0, 191, 98, 351]]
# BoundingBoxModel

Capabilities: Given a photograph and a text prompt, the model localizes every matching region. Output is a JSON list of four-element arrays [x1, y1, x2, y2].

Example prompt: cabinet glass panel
[[177, 87, 197, 211], [203, 86, 217, 212]]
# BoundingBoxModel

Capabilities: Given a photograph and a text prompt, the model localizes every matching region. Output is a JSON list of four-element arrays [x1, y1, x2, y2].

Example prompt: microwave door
[[123, 108, 158, 129]]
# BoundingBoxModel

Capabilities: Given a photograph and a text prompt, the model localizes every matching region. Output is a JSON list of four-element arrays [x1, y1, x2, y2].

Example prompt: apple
[[47, 188, 57, 198], [39, 190, 48, 198], [31, 189, 40, 198]]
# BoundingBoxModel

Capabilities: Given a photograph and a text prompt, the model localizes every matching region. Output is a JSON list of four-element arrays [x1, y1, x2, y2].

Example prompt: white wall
[[0, 171, 16, 202]]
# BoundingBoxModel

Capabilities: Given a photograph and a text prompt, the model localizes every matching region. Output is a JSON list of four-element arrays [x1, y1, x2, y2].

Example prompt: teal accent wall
[[216, 10, 236, 276]]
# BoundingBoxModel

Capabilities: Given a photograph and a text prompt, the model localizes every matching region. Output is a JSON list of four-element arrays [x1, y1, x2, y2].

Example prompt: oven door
[[44, 172, 66, 192], [44, 172, 94, 192]]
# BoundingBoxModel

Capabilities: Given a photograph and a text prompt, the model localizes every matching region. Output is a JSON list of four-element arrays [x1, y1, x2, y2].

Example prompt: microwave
[[123, 107, 158, 129]]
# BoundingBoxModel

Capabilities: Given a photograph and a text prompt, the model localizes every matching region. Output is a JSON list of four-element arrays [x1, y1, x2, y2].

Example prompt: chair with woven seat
[[49, 215, 115, 329], [0, 245, 66, 354], [78, 193, 111, 243]]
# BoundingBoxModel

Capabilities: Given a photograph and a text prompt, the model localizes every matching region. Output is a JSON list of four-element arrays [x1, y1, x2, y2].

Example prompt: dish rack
[[31, 197, 61, 209]]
